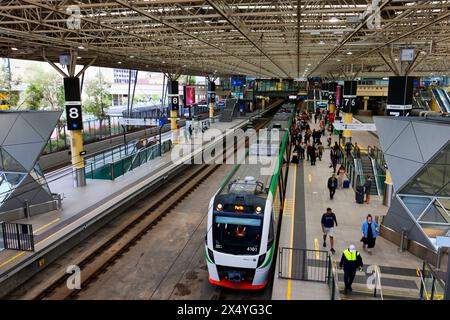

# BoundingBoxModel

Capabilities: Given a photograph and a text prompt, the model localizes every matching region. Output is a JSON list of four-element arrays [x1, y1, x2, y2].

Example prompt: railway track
[[8, 115, 276, 300], [36, 164, 220, 300]]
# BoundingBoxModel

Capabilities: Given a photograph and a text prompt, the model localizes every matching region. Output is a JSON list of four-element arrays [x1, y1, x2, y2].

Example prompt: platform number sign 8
[[66, 105, 83, 130], [170, 96, 179, 111]]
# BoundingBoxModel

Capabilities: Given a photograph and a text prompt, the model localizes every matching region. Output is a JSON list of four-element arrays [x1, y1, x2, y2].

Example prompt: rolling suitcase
[[355, 186, 364, 204], [343, 180, 350, 188]]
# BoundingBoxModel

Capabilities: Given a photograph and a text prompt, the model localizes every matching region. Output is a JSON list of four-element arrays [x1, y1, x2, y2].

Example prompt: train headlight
[[216, 203, 223, 211], [255, 206, 262, 214]]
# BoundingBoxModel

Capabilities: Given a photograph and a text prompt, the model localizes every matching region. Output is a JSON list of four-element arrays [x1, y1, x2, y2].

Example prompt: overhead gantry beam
[[204, 0, 291, 78]]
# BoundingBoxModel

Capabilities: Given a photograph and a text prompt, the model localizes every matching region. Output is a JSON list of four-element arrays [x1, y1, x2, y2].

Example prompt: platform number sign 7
[[343, 98, 356, 113], [170, 96, 179, 111], [66, 105, 83, 130]]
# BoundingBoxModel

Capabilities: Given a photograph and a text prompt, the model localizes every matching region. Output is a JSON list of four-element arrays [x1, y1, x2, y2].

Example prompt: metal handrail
[[329, 259, 341, 300], [417, 267, 430, 300], [419, 261, 446, 300]]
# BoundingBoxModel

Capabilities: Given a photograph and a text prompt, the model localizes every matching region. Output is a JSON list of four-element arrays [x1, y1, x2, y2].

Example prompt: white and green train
[[206, 104, 295, 290]]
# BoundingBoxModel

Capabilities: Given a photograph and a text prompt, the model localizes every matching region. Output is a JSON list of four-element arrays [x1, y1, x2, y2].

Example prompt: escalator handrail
[[440, 89, 450, 112], [431, 89, 445, 112]]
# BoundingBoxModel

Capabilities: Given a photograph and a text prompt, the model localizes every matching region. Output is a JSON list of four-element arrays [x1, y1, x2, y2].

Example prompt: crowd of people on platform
[[289, 107, 380, 295], [290, 109, 335, 166]]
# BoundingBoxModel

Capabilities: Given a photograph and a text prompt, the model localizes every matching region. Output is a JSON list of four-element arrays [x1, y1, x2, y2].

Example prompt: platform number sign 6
[[170, 96, 179, 111], [343, 98, 356, 113], [66, 105, 83, 130]]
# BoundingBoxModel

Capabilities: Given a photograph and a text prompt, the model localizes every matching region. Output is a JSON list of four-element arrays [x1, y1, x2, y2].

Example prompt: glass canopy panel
[[0, 172, 27, 205], [401, 143, 450, 196], [30, 166, 51, 195], [0, 147, 26, 173], [400, 196, 432, 220], [437, 198, 450, 213], [438, 182, 450, 197], [419, 223, 450, 238], [419, 202, 450, 224]]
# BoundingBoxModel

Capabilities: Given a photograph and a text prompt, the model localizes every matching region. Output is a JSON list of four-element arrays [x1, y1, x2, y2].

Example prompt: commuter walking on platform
[[340, 245, 363, 294], [306, 143, 311, 161], [321, 208, 338, 254], [337, 165, 346, 189], [317, 142, 324, 161], [299, 142, 305, 160], [330, 149, 339, 174], [327, 135, 332, 149], [361, 214, 379, 255], [363, 175, 373, 204], [310, 144, 317, 165], [345, 140, 353, 158], [327, 174, 338, 200], [354, 142, 361, 159]]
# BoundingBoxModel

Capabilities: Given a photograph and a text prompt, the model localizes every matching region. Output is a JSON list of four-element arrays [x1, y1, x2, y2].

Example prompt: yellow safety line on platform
[[286, 164, 297, 300], [33, 218, 61, 235], [308, 174, 312, 183], [0, 252, 25, 268], [0, 218, 62, 268], [314, 238, 320, 260]]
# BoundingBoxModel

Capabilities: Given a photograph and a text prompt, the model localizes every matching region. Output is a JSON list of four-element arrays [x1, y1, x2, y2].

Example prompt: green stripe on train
[[268, 107, 295, 196], [260, 243, 275, 269], [205, 245, 213, 264]]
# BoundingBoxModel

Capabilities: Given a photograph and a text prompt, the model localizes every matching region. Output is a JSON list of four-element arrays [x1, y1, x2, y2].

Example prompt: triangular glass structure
[[419, 201, 450, 224], [0, 147, 26, 173], [1, 111, 61, 213], [400, 196, 432, 220], [401, 143, 450, 196]]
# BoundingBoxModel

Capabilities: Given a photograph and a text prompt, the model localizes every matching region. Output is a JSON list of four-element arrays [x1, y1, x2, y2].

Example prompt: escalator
[[431, 88, 450, 113], [439, 89, 450, 112], [359, 156, 379, 196], [219, 98, 238, 122]]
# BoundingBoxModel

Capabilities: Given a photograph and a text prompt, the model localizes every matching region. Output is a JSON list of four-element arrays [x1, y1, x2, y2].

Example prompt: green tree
[[84, 72, 112, 119], [0, 64, 9, 89], [24, 83, 44, 110], [21, 67, 64, 111]]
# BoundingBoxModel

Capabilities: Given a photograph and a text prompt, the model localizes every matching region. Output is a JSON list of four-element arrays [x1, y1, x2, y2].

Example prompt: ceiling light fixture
[[347, 52, 353, 55], [11, 47, 18, 51]]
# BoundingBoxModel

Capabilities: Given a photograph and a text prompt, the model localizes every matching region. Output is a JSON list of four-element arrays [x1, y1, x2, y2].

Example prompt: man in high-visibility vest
[[339, 244, 364, 294]]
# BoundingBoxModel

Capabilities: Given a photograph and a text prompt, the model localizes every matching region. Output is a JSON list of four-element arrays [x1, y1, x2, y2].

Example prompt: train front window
[[213, 215, 262, 255]]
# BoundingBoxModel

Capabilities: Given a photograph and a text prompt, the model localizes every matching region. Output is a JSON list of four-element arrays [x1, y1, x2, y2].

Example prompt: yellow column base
[[209, 103, 214, 118], [70, 130, 84, 169], [170, 110, 179, 144], [329, 103, 336, 114], [343, 113, 352, 138], [385, 169, 392, 185]]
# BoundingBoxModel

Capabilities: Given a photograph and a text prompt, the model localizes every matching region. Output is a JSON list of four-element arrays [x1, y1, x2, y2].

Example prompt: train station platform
[[272, 116, 429, 300], [0, 116, 251, 295]]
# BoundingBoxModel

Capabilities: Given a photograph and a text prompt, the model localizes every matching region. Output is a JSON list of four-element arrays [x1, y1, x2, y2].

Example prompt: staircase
[[219, 98, 238, 122], [335, 264, 421, 300]]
